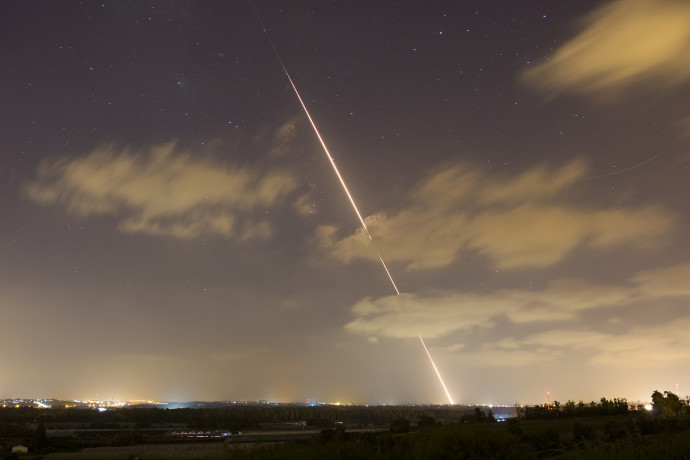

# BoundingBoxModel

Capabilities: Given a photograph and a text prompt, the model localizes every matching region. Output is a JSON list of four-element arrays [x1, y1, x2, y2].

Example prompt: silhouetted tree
[[652, 390, 683, 419], [563, 400, 576, 417], [389, 417, 409, 433], [473, 407, 487, 422]]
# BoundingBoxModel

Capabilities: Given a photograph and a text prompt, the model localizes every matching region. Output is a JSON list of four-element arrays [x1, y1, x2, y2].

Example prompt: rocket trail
[[419, 336, 454, 405], [248, 1, 371, 239], [584, 154, 659, 180], [379, 256, 400, 296], [250, 1, 455, 405]]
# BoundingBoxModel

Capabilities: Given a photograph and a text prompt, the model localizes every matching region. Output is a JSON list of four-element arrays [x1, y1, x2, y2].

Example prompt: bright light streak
[[378, 250, 454, 406], [249, 0, 371, 240], [251, 1, 454, 405], [282, 72, 373, 240], [378, 255, 400, 295], [419, 336, 454, 405], [584, 154, 659, 180]]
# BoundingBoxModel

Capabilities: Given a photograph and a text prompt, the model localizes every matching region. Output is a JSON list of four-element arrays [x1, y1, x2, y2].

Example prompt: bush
[[604, 420, 629, 441], [529, 427, 560, 452], [506, 418, 523, 437], [390, 417, 410, 433], [572, 421, 596, 442]]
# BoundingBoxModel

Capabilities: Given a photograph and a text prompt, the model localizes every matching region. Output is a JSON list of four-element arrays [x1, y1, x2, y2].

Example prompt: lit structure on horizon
[[0, 398, 168, 410]]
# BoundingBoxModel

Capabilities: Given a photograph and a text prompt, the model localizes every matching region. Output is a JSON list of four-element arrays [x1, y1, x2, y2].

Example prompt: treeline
[[226, 390, 690, 459], [517, 397, 630, 419], [517, 390, 690, 428], [0, 405, 478, 431], [2, 391, 690, 459]]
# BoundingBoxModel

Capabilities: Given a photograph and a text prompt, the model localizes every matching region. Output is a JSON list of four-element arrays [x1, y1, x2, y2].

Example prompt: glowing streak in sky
[[278, 70, 373, 240], [251, 1, 454, 404], [379, 256, 401, 295], [584, 154, 659, 180], [419, 336, 454, 405]]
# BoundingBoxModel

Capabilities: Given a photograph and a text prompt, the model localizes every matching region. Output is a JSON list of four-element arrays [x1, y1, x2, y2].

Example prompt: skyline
[[2, 0, 690, 405]]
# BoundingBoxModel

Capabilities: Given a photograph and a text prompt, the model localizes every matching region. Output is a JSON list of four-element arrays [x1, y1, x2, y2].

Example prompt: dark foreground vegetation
[[1, 390, 689, 459], [229, 391, 690, 460]]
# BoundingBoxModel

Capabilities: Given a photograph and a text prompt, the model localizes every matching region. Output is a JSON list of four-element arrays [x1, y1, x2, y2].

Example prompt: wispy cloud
[[208, 349, 263, 362], [519, 319, 690, 367], [521, 0, 690, 101], [316, 159, 674, 270], [25, 143, 299, 239], [675, 116, 690, 140], [269, 118, 300, 157], [345, 262, 690, 341]]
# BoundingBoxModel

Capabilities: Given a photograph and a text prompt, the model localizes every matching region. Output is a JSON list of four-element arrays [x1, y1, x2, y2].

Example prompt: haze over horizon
[[2, 0, 690, 406]]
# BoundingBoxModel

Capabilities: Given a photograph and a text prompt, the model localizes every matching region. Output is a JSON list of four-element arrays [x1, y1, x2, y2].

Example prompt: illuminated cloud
[[518, 317, 690, 367], [446, 319, 690, 370], [345, 281, 623, 340], [317, 159, 674, 270], [676, 116, 690, 140], [293, 188, 318, 216], [521, 0, 690, 100], [632, 262, 690, 297], [208, 349, 261, 362], [345, 262, 690, 341], [25, 143, 299, 239], [454, 347, 560, 368], [345, 293, 498, 339], [269, 118, 300, 157]]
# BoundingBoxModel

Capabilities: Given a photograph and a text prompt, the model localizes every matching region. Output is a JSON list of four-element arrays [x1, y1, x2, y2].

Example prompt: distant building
[[12, 444, 29, 454]]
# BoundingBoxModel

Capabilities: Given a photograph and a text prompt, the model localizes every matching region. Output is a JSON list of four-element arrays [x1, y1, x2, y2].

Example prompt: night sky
[[2, 0, 690, 405]]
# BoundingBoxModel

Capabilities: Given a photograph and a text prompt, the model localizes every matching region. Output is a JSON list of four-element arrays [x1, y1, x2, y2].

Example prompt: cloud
[[317, 159, 675, 270], [345, 293, 498, 339], [293, 187, 318, 216], [448, 318, 690, 369], [208, 349, 262, 362], [675, 116, 690, 140], [521, 0, 690, 100], [519, 317, 690, 367], [269, 117, 300, 157], [25, 143, 299, 239], [344, 262, 690, 341], [454, 347, 560, 368], [632, 262, 690, 297]]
